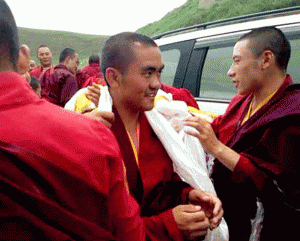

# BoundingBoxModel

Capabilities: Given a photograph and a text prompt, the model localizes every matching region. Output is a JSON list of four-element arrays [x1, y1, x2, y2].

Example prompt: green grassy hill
[[137, 0, 300, 37], [19, 27, 109, 67]]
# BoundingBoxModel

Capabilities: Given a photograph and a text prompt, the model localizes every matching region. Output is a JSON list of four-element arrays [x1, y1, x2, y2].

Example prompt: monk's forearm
[[213, 142, 240, 171]]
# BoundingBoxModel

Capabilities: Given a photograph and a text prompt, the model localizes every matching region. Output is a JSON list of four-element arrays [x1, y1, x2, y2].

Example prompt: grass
[[137, 0, 300, 37]]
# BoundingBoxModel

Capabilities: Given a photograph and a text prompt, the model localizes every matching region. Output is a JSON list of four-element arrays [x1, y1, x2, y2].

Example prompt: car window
[[198, 35, 300, 101], [160, 49, 181, 86], [199, 45, 236, 100], [158, 29, 300, 102], [287, 38, 300, 83]]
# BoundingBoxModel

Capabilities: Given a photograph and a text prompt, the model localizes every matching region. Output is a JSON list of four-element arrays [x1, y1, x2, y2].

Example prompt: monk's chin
[[143, 104, 155, 112]]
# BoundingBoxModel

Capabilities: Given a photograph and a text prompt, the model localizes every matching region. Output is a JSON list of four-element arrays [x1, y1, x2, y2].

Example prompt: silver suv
[[154, 7, 300, 115]]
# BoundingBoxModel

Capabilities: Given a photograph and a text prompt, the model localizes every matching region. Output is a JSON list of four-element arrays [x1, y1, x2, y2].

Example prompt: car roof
[[155, 8, 300, 46]]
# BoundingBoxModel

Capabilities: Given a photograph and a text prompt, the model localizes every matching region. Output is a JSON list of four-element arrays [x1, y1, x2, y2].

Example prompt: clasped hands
[[173, 189, 223, 240]]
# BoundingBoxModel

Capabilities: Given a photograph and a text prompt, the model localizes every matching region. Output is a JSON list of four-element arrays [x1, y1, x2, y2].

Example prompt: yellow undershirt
[[126, 122, 140, 168], [242, 90, 277, 124]]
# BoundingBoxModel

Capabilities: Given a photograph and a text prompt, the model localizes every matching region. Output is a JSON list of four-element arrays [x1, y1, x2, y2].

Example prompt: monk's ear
[[18, 45, 30, 74], [105, 68, 122, 87], [19, 45, 30, 58], [261, 50, 274, 69]]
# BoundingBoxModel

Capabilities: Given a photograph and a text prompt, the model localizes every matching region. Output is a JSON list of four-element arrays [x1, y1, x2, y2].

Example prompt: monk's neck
[[116, 106, 141, 152], [252, 74, 286, 110], [116, 106, 140, 133], [41, 65, 52, 70]]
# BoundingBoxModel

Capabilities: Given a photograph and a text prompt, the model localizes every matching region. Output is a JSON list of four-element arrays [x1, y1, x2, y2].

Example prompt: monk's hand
[[173, 204, 210, 240], [184, 116, 221, 155], [86, 83, 100, 107], [184, 116, 239, 171], [84, 111, 115, 129], [188, 189, 223, 230]]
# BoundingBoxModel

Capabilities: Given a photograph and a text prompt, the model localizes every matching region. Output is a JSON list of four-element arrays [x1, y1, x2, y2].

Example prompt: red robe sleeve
[[76, 69, 88, 89], [144, 209, 183, 241], [81, 74, 106, 88]]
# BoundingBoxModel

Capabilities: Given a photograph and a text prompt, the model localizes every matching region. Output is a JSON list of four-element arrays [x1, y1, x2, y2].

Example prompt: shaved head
[[238, 27, 290, 71], [0, 0, 19, 70]]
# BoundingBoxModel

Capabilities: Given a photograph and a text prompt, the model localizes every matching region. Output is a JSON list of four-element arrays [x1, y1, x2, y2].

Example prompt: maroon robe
[[0, 71, 145, 240], [111, 107, 193, 241], [211, 75, 300, 241], [76, 63, 101, 88], [81, 62, 100, 78], [40, 64, 78, 107], [81, 72, 106, 88]]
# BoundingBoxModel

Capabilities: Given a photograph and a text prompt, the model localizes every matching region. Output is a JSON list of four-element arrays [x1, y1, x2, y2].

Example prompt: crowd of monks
[[11, 21, 225, 240], [26, 46, 105, 106], [1, 0, 300, 240]]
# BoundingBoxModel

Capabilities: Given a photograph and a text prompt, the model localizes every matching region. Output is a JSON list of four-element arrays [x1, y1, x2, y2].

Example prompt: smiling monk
[[30, 44, 53, 79], [100, 32, 224, 241], [184, 27, 300, 241]]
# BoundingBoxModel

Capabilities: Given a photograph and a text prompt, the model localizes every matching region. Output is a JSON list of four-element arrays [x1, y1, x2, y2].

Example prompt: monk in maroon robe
[[100, 32, 224, 241], [0, 2, 146, 239], [185, 27, 300, 241], [81, 72, 106, 88], [76, 54, 101, 88], [30, 45, 53, 79], [0, 72, 146, 240], [40, 48, 79, 107]]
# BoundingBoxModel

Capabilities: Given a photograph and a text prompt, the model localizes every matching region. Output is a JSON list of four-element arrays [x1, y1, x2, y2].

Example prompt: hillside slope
[[137, 0, 300, 37], [19, 28, 109, 66]]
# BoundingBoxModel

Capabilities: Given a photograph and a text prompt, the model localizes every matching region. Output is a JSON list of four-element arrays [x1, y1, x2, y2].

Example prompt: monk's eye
[[144, 71, 153, 78]]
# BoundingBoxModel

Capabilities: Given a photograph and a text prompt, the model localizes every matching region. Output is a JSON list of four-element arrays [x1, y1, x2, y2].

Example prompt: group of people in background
[[23, 44, 105, 107], [0, 0, 300, 240]]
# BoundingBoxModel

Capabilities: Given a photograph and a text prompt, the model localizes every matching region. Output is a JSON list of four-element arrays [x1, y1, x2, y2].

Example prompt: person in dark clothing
[[40, 48, 79, 107]]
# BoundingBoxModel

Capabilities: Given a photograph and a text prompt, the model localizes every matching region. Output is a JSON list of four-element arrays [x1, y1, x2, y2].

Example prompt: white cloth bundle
[[97, 86, 113, 112], [150, 90, 228, 241], [64, 85, 112, 112], [64, 87, 96, 111]]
